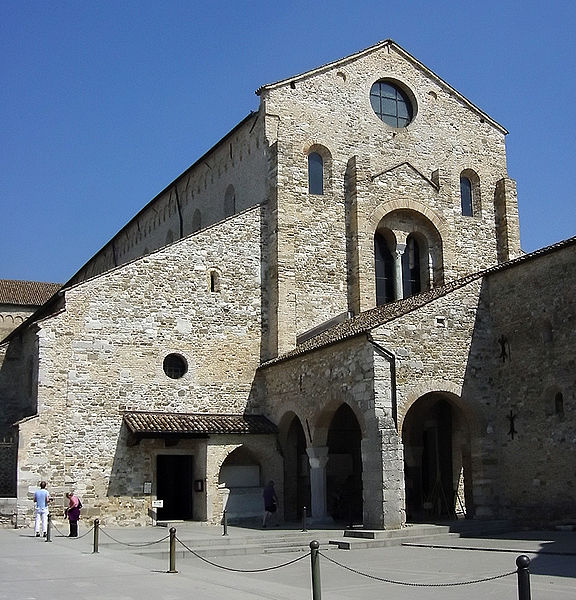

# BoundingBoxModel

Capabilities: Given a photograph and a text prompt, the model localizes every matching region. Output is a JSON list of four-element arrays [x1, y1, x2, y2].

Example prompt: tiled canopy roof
[[0, 279, 61, 306], [123, 411, 278, 436]]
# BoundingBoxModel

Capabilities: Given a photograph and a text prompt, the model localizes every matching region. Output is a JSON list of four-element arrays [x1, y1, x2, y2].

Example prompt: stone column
[[306, 446, 330, 522], [394, 244, 405, 301]]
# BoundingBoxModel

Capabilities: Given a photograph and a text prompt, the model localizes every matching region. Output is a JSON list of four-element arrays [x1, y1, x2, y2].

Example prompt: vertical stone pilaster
[[306, 446, 330, 522]]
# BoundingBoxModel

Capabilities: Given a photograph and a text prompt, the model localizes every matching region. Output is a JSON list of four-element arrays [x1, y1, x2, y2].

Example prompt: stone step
[[331, 531, 460, 550]]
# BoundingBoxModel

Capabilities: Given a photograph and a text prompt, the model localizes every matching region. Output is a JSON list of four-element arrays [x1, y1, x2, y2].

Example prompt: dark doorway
[[403, 397, 456, 521], [326, 404, 363, 525], [156, 454, 194, 520], [283, 417, 310, 521]]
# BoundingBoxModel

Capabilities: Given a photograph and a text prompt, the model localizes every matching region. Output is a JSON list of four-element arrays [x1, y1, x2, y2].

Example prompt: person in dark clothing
[[64, 492, 82, 537], [262, 480, 278, 528]]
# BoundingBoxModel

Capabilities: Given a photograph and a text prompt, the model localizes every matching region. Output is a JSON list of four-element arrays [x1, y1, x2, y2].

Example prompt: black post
[[222, 510, 228, 536], [302, 506, 308, 532], [516, 555, 531, 600], [45, 514, 52, 542], [310, 540, 321, 600], [93, 519, 100, 553], [168, 527, 178, 573]]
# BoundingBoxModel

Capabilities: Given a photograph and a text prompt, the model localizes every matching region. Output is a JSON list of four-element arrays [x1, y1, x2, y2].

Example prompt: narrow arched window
[[555, 392, 564, 417], [460, 176, 473, 216], [374, 233, 395, 305], [402, 235, 422, 297], [308, 152, 324, 195], [209, 270, 220, 293]]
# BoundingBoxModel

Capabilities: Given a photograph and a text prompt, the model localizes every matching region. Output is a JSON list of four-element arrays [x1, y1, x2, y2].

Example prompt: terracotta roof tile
[[123, 411, 278, 435], [0, 279, 61, 306]]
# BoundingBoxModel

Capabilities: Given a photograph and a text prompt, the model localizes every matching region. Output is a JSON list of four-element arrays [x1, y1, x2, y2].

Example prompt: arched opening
[[219, 446, 262, 520], [374, 231, 396, 305], [326, 404, 363, 525], [308, 152, 324, 194], [282, 416, 310, 521], [402, 393, 472, 522], [401, 233, 423, 297]]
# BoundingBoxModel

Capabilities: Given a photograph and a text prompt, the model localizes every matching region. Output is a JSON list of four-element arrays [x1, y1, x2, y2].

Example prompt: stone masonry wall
[[14, 206, 266, 526], [260, 42, 519, 349]]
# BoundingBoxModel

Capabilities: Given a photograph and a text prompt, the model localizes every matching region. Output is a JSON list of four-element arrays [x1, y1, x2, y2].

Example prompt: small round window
[[370, 80, 414, 128], [163, 354, 188, 379]]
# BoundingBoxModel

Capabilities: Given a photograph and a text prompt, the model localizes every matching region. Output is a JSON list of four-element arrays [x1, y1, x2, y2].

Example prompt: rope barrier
[[318, 551, 517, 587], [175, 536, 309, 573]]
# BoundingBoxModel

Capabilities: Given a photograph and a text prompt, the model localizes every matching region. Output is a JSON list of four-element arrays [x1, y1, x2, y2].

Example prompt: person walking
[[33, 481, 51, 538], [64, 492, 82, 537], [262, 480, 278, 528]]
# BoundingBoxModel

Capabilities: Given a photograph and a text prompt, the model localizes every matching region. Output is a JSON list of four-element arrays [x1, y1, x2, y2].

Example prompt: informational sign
[[152, 499, 163, 508], [143, 481, 152, 494]]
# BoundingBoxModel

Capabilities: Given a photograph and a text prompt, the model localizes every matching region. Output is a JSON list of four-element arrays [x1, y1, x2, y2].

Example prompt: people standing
[[262, 480, 278, 528], [33, 481, 51, 538], [64, 492, 81, 537]]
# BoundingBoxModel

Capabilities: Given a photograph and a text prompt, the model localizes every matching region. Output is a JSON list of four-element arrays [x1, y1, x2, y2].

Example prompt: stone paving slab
[[1, 525, 574, 600]]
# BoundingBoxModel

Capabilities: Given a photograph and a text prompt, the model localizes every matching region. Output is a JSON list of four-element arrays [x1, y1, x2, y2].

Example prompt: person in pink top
[[64, 492, 82, 537]]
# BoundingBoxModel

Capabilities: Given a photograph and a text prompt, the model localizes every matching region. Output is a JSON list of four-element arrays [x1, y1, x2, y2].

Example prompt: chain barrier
[[318, 550, 517, 587], [50, 519, 94, 540], [175, 535, 309, 573], [97, 527, 170, 548]]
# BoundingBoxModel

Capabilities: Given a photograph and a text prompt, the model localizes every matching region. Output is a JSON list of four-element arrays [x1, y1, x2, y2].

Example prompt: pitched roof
[[123, 411, 278, 436], [257, 39, 507, 134], [0, 279, 61, 307], [261, 236, 576, 367]]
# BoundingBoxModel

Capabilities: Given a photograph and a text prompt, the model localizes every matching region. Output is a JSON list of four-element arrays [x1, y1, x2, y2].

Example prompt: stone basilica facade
[[1, 40, 574, 529]]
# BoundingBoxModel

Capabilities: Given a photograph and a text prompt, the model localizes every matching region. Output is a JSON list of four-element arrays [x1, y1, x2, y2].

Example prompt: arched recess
[[460, 169, 481, 217], [401, 391, 474, 521], [304, 143, 332, 196], [218, 445, 262, 520], [326, 404, 363, 525], [374, 209, 443, 305], [278, 413, 310, 521]]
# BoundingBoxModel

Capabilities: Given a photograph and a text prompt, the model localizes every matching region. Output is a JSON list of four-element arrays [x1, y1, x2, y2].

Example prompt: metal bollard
[[310, 540, 321, 600], [222, 510, 228, 536], [516, 555, 531, 600], [302, 506, 308, 532], [168, 527, 178, 573], [45, 514, 52, 542], [93, 519, 100, 553]]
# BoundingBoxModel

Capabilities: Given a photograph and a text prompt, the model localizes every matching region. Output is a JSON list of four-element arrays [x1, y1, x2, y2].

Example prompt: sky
[[1, 1, 575, 283]]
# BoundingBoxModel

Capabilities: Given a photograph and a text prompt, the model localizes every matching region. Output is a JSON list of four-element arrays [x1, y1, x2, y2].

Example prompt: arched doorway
[[282, 416, 310, 521], [218, 446, 262, 520], [326, 404, 363, 525], [402, 393, 471, 521]]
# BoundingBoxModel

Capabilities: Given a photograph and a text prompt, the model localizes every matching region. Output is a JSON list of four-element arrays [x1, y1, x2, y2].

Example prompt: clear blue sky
[[1, 1, 575, 283]]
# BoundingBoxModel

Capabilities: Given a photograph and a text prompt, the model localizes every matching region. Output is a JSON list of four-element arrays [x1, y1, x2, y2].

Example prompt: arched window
[[401, 235, 422, 298], [209, 269, 220, 293], [224, 184, 236, 217], [374, 233, 395, 305], [460, 176, 473, 216], [308, 152, 324, 195]]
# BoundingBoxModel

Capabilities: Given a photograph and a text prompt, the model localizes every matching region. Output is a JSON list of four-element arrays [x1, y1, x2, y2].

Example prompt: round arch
[[401, 387, 479, 522]]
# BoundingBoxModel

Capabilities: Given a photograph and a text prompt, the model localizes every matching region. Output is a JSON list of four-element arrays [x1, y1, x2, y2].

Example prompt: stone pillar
[[394, 244, 405, 301], [306, 446, 330, 522]]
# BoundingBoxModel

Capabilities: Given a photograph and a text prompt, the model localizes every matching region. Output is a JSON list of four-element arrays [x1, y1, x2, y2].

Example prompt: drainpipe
[[367, 334, 398, 430]]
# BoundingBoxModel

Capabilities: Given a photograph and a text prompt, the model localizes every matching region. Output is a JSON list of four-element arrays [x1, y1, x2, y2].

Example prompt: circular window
[[163, 354, 188, 379], [370, 80, 414, 128]]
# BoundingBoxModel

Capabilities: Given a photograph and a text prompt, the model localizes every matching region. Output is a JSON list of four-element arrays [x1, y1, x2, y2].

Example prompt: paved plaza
[[1, 522, 574, 600]]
